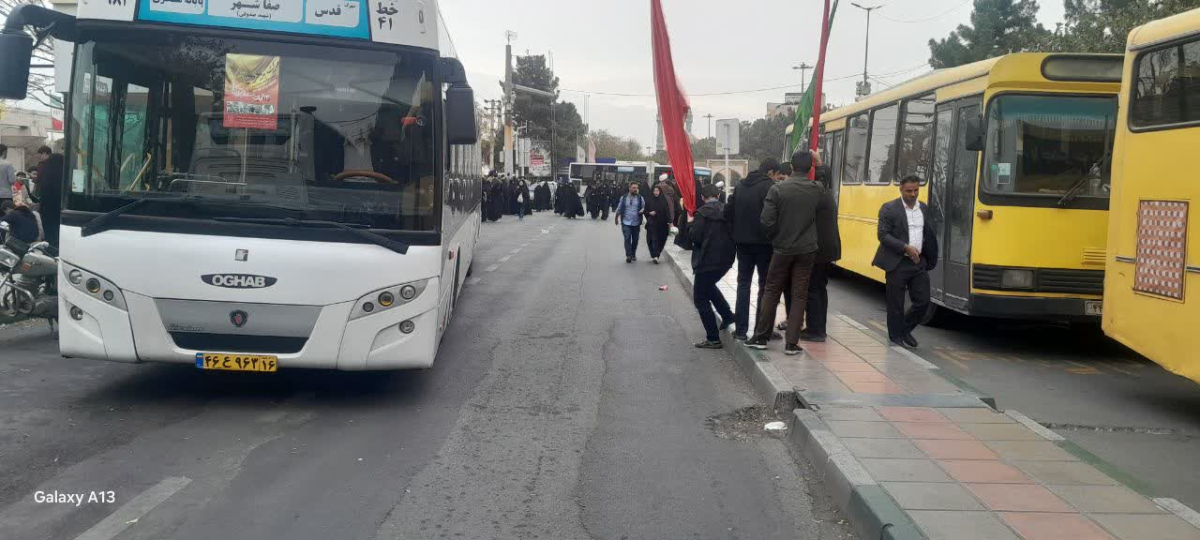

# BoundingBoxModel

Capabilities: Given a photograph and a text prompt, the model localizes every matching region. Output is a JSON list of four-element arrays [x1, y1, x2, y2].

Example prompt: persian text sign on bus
[[224, 54, 280, 130]]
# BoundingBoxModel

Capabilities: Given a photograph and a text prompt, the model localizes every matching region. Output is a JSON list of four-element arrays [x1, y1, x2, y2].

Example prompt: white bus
[[0, 0, 482, 371]]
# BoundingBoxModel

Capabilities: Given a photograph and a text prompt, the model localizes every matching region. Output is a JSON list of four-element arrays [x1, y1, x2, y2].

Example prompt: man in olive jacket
[[745, 152, 824, 355]]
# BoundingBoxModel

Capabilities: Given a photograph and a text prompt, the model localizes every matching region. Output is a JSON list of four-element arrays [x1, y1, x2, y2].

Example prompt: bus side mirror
[[0, 33, 33, 100], [964, 117, 984, 152], [446, 84, 478, 145]]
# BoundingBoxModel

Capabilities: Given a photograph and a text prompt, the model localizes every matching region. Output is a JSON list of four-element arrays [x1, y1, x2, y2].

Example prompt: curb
[[792, 410, 926, 540]]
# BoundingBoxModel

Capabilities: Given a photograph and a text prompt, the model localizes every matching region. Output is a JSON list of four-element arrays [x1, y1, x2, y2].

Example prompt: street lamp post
[[851, 3, 881, 100], [792, 62, 813, 92]]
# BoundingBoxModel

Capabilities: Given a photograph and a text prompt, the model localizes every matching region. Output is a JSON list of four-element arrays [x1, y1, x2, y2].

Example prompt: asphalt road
[[0, 211, 854, 540], [825, 268, 1200, 510]]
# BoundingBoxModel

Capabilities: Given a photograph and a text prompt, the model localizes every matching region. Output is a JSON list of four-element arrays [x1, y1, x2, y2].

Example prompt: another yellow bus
[[813, 53, 1123, 322], [1104, 9, 1200, 383]]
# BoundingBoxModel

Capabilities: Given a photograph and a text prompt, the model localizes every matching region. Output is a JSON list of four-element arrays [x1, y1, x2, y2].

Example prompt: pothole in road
[[706, 405, 788, 441]]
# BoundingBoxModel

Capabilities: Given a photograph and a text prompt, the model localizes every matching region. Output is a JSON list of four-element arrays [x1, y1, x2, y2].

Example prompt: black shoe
[[769, 331, 783, 341], [653, 258, 660, 264], [903, 334, 919, 348], [890, 339, 906, 347], [744, 338, 768, 350], [799, 331, 826, 343], [633, 255, 638, 261], [626, 257, 632, 263], [777, 321, 788, 331], [784, 343, 804, 356], [733, 333, 749, 341], [694, 340, 723, 350], [718, 318, 734, 332]]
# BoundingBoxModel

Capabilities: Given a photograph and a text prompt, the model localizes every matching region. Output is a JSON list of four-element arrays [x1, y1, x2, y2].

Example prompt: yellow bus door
[[929, 99, 982, 312]]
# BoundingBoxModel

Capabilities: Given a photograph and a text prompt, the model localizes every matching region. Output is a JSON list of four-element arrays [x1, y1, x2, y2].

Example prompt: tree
[[510, 54, 587, 173], [0, 0, 61, 111], [740, 114, 793, 170], [590, 129, 646, 161], [1050, 0, 1200, 53], [928, 0, 1051, 68], [552, 101, 587, 168]]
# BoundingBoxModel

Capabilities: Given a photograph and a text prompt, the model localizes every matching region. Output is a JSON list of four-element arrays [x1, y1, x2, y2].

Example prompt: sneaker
[[694, 340, 723, 350], [744, 338, 768, 350], [732, 333, 749, 341], [653, 258, 660, 264], [769, 331, 783, 341], [799, 331, 826, 343], [784, 343, 804, 356]]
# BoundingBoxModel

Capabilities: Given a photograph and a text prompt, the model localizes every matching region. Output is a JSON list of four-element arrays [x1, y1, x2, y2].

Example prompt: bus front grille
[[170, 333, 308, 354], [973, 265, 1104, 296]]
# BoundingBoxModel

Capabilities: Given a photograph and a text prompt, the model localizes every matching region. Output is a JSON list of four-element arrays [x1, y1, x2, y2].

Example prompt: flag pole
[[809, 0, 833, 179]]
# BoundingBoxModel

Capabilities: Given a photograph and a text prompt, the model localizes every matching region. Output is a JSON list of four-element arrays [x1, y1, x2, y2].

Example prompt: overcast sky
[[441, 0, 1067, 150]]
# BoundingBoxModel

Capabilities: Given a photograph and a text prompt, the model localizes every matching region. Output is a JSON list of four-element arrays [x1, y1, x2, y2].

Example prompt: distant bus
[[1104, 8, 1200, 383]]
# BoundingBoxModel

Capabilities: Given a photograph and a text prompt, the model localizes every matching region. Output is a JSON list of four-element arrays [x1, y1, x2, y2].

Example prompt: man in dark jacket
[[801, 165, 842, 342], [745, 152, 824, 355], [689, 184, 736, 349], [873, 175, 939, 348], [725, 158, 781, 340]]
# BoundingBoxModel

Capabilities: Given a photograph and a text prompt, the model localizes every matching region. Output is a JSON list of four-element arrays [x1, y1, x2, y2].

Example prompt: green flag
[[789, 0, 839, 156]]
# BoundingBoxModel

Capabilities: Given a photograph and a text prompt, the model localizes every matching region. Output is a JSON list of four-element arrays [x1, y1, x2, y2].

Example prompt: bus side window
[[898, 94, 936, 184], [866, 104, 900, 185], [843, 114, 868, 184]]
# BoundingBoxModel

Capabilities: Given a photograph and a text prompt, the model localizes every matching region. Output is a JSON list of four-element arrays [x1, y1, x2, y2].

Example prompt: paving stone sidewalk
[[663, 243, 1200, 540]]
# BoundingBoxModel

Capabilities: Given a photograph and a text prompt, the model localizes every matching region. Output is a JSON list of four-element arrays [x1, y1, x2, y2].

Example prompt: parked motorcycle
[[0, 221, 58, 328]]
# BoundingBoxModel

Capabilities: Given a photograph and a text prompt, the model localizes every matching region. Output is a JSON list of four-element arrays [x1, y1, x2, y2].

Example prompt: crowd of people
[[0, 144, 63, 249], [684, 150, 937, 355]]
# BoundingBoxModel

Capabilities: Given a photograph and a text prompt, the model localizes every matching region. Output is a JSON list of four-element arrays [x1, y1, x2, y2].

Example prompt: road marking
[[835, 313, 869, 330], [1004, 410, 1065, 441], [465, 277, 482, 286], [484, 264, 499, 273], [932, 349, 970, 372], [867, 319, 889, 335], [1154, 498, 1200, 529], [74, 477, 192, 540], [521, 242, 531, 247], [499, 255, 511, 263], [511, 248, 523, 254]]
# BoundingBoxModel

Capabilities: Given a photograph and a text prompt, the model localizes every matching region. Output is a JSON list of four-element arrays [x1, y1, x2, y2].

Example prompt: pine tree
[[928, 0, 1051, 68]]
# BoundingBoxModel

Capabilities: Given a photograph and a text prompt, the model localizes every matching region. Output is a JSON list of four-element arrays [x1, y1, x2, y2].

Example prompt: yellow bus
[[1105, 9, 1200, 383], [812, 53, 1123, 322]]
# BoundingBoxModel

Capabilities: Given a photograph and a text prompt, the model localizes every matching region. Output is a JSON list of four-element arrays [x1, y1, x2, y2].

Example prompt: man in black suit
[[872, 175, 939, 348]]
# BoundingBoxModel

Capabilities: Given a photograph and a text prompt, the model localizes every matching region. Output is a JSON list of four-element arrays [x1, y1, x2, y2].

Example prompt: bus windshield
[[982, 94, 1117, 202], [66, 31, 437, 231]]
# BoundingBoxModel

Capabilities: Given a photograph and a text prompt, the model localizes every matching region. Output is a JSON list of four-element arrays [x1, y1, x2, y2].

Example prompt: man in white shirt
[[871, 176, 940, 348]]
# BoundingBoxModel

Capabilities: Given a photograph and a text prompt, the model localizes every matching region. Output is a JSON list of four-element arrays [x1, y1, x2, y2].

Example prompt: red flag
[[808, 0, 834, 180], [651, 0, 697, 215]]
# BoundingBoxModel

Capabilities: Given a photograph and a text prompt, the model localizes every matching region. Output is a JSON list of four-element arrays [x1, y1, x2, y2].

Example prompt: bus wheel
[[921, 304, 952, 327], [466, 261, 474, 277]]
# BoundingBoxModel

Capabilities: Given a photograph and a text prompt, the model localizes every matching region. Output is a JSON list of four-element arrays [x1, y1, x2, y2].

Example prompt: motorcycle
[[0, 221, 58, 328]]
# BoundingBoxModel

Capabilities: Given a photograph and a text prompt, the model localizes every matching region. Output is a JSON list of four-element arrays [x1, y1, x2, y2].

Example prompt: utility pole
[[792, 62, 813, 92], [851, 3, 880, 100], [703, 114, 714, 140], [504, 30, 518, 175]]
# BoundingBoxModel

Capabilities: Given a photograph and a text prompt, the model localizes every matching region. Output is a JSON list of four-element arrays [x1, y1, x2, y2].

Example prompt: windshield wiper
[[1056, 176, 1091, 207], [81, 197, 196, 237], [211, 217, 410, 255]]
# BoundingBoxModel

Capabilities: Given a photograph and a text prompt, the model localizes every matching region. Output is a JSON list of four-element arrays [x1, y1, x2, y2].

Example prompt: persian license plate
[[1084, 301, 1103, 316], [195, 353, 278, 373]]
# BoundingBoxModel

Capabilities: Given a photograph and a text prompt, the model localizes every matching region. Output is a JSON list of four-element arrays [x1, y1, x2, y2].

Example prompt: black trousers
[[884, 258, 931, 342], [733, 244, 773, 336], [805, 262, 832, 337], [694, 270, 734, 342]]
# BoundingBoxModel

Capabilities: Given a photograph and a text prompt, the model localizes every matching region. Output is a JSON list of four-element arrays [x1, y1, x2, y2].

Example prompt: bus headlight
[[1001, 269, 1035, 290], [350, 279, 430, 321], [63, 263, 129, 311]]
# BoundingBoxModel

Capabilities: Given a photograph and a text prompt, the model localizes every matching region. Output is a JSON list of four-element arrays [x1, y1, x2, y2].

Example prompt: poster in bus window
[[223, 54, 281, 130]]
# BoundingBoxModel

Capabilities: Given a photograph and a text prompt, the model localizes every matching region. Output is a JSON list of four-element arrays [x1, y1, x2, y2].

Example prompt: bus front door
[[929, 99, 980, 312]]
